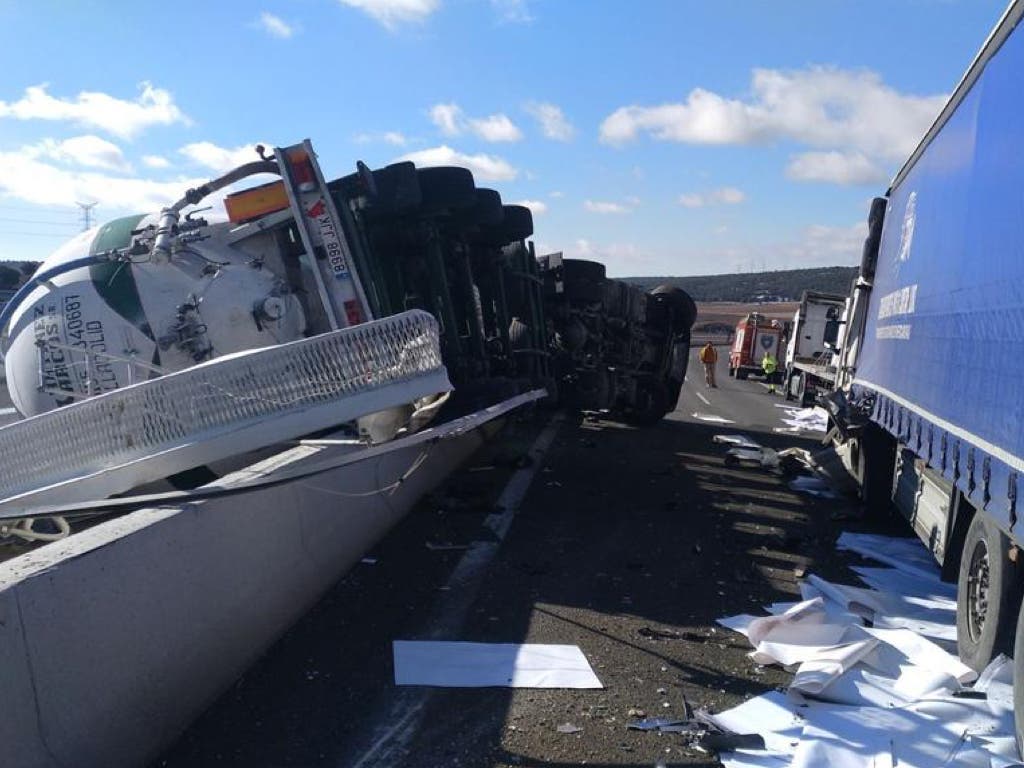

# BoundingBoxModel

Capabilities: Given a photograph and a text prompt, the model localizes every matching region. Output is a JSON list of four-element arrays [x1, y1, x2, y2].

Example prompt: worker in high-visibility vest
[[761, 351, 778, 394], [699, 342, 718, 388]]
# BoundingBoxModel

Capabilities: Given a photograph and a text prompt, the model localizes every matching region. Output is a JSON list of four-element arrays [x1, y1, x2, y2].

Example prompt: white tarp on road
[[715, 532, 1022, 767], [392, 641, 603, 688]]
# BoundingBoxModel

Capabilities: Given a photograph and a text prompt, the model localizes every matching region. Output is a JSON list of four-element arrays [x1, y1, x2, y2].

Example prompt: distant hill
[[622, 266, 858, 302]]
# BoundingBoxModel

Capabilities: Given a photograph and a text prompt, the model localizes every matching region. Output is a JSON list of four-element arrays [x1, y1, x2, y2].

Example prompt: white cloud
[[0, 82, 190, 139], [37, 135, 130, 172], [785, 221, 868, 266], [142, 155, 171, 169], [0, 146, 205, 211], [396, 144, 517, 181], [430, 103, 463, 136], [524, 101, 574, 141], [549, 190, 564, 198], [678, 186, 745, 208], [178, 142, 268, 174], [354, 131, 408, 146], [786, 150, 889, 186], [584, 199, 632, 214], [468, 113, 522, 142], [257, 11, 296, 38], [491, 0, 533, 24], [338, 0, 439, 29], [567, 239, 652, 274], [429, 103, 522, 142], [599, 66, 944, 165], [514, 199, 547, 215]]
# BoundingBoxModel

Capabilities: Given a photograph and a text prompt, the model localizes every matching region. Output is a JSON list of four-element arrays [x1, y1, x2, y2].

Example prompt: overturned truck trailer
[[830, 0, 1024, 745], [0, 140, 693, 766]]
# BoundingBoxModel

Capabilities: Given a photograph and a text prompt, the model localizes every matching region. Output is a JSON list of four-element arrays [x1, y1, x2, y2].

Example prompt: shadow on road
[[157, 407, 869, 768]]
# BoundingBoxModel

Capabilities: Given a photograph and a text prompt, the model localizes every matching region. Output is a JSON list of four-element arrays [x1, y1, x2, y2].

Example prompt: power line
[[0, 217, 80, 227], [0, 230, 74, 238], [76, 201, 98, 231]]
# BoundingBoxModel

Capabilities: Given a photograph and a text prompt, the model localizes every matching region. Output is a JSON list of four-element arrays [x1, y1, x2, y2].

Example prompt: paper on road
[[692, 412, 736, 424], [714, 531, 1022, 767], [392, 641, 603, 688]]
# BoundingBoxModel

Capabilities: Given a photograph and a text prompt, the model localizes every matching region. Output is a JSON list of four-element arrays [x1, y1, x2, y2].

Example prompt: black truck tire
[[500, 205, 534, 243], [629, 380, 670, 426], [563, 259, 606, 303], [416, 166, 476, 214], [1011, 597, 1024, 754], [467, 188, 504, 227], [648, 285, 697, 332], [958, 513, 1019, 672], [857, 421, 897, 520]]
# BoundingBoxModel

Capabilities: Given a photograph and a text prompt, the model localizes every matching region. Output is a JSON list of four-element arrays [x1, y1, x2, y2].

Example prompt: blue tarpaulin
[[853, 13, 1024, 536]]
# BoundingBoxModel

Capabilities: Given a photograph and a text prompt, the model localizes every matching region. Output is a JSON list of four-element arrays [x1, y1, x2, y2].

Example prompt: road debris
[[556, 723, 583, 734], [392, 641, 603, 688], [788, 474, 839, 498], [713, 532, 1020, 766], [774, 404, 829, 433], [626, 717, 695, 733], [693, 412, 737, 424]]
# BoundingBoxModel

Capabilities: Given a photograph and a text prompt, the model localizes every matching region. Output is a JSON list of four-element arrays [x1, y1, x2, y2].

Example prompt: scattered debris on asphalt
[[713, 532, 1020, 766], [693, 412, 737, 424], [392, 641, 603, 688]]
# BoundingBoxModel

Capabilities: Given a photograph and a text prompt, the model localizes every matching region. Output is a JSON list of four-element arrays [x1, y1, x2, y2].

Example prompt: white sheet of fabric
[[861, 626, 974, 682], [850, 565, 957, 603], [392, 641, 603, 688], [705, 691, 806, 755], [715, 532, 1021, 766], [692, 412, 736, 424], [836, 532, 941, 581], [805, 573, 957, 643], [713, 434, 763, 449]]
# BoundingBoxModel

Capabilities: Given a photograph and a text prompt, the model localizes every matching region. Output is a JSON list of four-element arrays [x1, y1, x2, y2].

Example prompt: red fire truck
[[729, 313, 783, 380]]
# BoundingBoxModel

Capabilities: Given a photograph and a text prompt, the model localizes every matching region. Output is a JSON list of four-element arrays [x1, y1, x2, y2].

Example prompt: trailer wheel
[[416, 166, 476, 214], [1012, 598, 1024, 754], [957, 514, 1019, 672], [648, 285, 697, 332], [563, 259, 606, 304], [630, 380, 670, 426], [857, 422, 897, 520], [500, 205, 534, 243], [736, 368, 748, 380]]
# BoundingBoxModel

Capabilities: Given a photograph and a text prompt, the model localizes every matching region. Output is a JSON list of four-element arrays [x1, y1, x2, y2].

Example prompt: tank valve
[[256, 296, 286, 323]]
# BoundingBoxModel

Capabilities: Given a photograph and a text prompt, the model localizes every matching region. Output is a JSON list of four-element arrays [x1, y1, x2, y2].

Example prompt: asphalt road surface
[[156, 354, 877, 768]]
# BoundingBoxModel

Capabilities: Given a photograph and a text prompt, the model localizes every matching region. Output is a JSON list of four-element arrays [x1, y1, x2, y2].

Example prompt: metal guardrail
[[0, 310, 448, 507]]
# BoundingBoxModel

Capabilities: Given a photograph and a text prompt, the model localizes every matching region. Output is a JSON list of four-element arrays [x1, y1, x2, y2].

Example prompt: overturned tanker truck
[[0, 140, 695, 537], [0, 142, 694, 767], [3, 142, 693, 427]]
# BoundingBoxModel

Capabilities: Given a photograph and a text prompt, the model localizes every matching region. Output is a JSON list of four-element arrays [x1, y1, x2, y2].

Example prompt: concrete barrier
[[1, 417, 503, 767]]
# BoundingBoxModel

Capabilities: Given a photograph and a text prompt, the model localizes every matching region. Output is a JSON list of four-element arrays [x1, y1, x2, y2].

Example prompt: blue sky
[[0, 0, 1009, 275]]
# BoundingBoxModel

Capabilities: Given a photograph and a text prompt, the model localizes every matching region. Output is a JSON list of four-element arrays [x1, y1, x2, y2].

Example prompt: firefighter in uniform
[[699, 342, 718, 388]]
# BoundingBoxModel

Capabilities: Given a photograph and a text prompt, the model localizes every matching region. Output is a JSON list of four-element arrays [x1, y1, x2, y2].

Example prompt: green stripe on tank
[[88, 214, 154, 341], [89, 214, 147, 255]]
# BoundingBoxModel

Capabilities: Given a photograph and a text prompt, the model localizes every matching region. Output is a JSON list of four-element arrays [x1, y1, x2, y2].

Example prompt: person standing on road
[[699, 342, 718, 388], [761, 351, 778, 394]]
